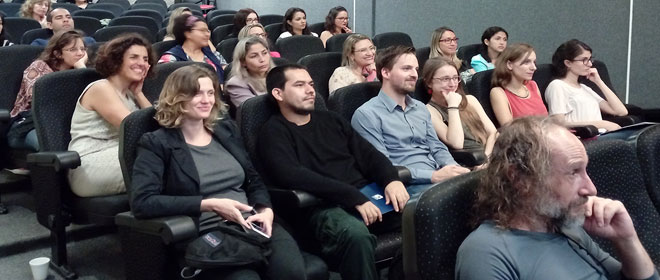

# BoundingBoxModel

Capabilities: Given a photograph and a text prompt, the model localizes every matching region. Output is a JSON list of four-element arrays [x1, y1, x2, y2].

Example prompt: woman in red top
[[489, 43, 547, 126]]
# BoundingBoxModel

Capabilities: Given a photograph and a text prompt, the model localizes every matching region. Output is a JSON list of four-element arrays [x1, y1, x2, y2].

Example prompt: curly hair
[[491, 43, 534, 88], [40, 30, 84, 70], [20, 0, 50, 19], [155, 64, 224, 130], [474, 116, 563, 228], [323, 6, 349, 34], [94, 34, 155, 78]]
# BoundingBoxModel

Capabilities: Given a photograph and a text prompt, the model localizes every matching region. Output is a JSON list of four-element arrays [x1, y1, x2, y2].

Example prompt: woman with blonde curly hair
[[20, 0, 50, 28], [130, 64, 306, 280]]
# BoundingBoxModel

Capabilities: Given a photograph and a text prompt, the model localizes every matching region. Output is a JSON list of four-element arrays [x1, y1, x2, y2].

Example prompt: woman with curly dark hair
[[67, 33, 155, 197], [8, 30, 87, 151], [319, 6, 352, 47]]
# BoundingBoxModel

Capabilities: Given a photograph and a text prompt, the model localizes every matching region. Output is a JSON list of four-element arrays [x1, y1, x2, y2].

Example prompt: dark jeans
[[198, 223, 306, 280], [307, 206, 381, 280]]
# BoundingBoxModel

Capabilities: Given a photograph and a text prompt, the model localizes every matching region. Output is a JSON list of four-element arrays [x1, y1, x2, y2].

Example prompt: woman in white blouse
[[328, 34, 376, 94]]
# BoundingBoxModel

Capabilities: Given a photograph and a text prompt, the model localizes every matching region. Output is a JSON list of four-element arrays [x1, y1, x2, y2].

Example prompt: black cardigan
[[130, 118, 271, 219]]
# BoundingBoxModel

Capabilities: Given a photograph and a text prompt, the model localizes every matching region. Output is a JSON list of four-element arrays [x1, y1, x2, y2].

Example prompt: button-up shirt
[[351, 90, 457, 183]]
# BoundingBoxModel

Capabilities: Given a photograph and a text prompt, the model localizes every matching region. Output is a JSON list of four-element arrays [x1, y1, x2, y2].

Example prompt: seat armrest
[[603, 115, 640, 127], [0, 109, 9, 123], [27, 151, 81, 172], [115, 211, 197, 244], [567, 125, 599, 139], [268, 187, 322, 208], [395, 166, 412, 183], [449, 149, 486, 167]]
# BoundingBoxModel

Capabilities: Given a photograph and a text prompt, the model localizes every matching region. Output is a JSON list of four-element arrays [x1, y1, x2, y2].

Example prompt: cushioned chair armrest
[[115, 211, 197, 244], [603, 115, 640, 127], [624, 104, 643, 116], [449, 149, 486, 167], [27, 151, 81, 172], [566, 125, 599, 139], [0, 109, 9, 122], [395, 166, 412, 183], [640, 108, 660, 122], [268, 187, 322, 208]]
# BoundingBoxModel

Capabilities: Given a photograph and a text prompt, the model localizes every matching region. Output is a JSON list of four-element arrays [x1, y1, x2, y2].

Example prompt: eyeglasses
[[246, 18, 259, 24], [433, 76, 461, 83], [191, 28, 210, 34], [572, 57, 593, 65], [439, 38, 459, 44], [63, 46, 87, 52], [252, 33, 268, 38], [354, 45, 376, 54], [336, 17, 349, 21]]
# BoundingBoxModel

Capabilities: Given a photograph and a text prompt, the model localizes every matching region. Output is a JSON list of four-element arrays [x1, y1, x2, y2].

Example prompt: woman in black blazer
[[130, 64, 305, 280]]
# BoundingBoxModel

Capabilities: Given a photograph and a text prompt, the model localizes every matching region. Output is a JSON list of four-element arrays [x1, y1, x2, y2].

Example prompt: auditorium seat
[[216, 37, 238, 63], [142, 62, 214, 102], [108, 15, 160, 34], [134, 0, 167, 9], [259, 14, 284, 27], [415, 46, 430, 72], [168, 3, 201, 13], [456, 43, 481, 63], [211, 24, 234, 46], [87, 2, 125, 17], [264, 23, 283, 50], [27, 68, 129, 279], [207, 14, 233, 32], [206, 9, 237, 20], [298, 52, 341, 102], [324, 32, 351, 53], [20, 28, 52, 45], [372, 32, 413, 50], [94, 26, 155, 43], [636, 124, 660, 212], [402, 170, 481, 280], [97, 0, 130, 10], [72, 9, 115, 21], [121, 9, 164, 26], [51, 3, 81, 14], [275, 35, 324, 64], [3, 17, 41, 44], [151, 40, 176, 59], [308, 22, 324, 36], [129, 3, 167, 16], [72, 16, 103, 37]]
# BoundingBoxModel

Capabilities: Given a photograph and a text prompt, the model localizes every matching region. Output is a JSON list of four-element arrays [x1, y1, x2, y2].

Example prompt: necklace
[[506, 85, 529, 99]]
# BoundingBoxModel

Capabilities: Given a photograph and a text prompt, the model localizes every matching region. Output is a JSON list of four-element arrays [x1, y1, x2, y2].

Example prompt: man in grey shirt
[[456, 117, 658, 279], [351, 46, 469, 187]]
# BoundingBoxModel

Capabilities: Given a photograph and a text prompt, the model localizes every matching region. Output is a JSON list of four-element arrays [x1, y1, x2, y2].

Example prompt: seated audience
[[352, 46, 469, 187], [237, 23, 280, 58], [226, 36, 274, 108], [278, 7, 317, 40], [429, 26, 473, 79], [328, 33, 377, 94], [8, 30, 87, 151], [232, 8, 259, 37], [456, 116, 658, 280], [159, 15, 227, 83], [258, 64, 407, 280], [20, 0, 50, 28], [0, 14, 12, 46], [163, 7, 192, 41], [422, 57, 496, 156], [30, 8, 96, 46], [130, 64, 305, 280], [471, 26, 508, 73], [490, 43, 547, 125], [74, 0, 88, 9], [68, 34, 155, 197], [546, 39, 627, 132], [319, 6, 352, 47]]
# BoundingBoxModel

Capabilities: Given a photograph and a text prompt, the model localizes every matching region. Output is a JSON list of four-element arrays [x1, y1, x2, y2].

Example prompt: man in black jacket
[[257, 64, 408, 280]]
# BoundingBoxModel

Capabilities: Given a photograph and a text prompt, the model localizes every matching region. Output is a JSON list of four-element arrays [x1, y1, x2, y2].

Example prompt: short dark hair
[[480, 26, 508, 62], [233, 8, 258, 34], [266, 64, 308, 94], [172, 14, 204, 45], [282, 7, 311, 35], [94, 34, 155, 78], [375, 45, 416, 81], [551, 39, 593, 78], [46, 8, 69, 23], [323, 6, 349, 33]]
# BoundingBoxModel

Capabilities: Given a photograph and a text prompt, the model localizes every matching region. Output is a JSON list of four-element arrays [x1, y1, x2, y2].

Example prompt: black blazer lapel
[[165, 128, 201, 187]]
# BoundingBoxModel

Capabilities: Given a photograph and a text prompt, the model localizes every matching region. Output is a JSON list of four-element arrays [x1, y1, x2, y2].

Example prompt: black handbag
[[180, 221, 272, 279], [7, 111, 35, 140]]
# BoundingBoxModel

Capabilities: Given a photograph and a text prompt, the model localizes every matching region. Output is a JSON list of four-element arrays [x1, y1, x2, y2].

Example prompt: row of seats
[[402, 125, 660, 279]]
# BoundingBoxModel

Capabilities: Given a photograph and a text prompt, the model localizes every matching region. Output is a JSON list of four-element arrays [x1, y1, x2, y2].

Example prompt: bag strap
[[180, 266, 202, 279]]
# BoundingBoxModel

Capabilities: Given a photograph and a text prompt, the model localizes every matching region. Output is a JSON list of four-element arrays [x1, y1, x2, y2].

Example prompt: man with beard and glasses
[[456, 116, 658, 279], [257, 64, 407, 280], [351, 45, 469, 194]]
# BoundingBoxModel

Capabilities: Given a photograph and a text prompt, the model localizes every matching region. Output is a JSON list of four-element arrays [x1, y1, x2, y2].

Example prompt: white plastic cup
[[28, 257, 50, 280]]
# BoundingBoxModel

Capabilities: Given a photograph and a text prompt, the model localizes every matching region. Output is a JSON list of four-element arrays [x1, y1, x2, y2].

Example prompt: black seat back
[[121, 9, 164, 26], [259, 14, 283, 27], [402, 170, 482, 280], [4, 17, 41, 44], [21, 28, 53, 44], [72, 9, 116, 20], [275, 35, 324, 64], [207, 14, 234, 33], [87, 2, 125, 17], [119, 107, 159, 190], [206, 9, 236, 21], [72, 16, 103, 37], [298, 52, 341, 102], [52, 2, 81, 13], [0, 45, 44, 113], [466, 69, 498, 127], [93, 26, 155, 43], [129, 3, 167, 16], [216, 37, 239, 63], [151, 39, 176, 59], [308, 22, 324, 36], [168, 3, 201, 13], [97, 0, 130, 10], [637, 125, 660, 212], [264, 23, 283, 49], [134, 0, 166, 8], [415, 46, 430, 71], [326, 81, 382, 121], [456, 43, 481, 62], [324, 32, 351, 52], [0, 3, 21, 17], [372, 32, 413, 50], [211, 24, 234, 46], [108, 15, 160, 34], [143, 61, 215, 102]]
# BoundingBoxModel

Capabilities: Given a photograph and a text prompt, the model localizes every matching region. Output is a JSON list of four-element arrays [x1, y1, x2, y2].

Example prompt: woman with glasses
[[471, 26, 508, 73], [238, 23, 280, 58], [490, 43, 547, 126], [423, 57, 496, 156], [232, 8, 259, 37], [8, 30, 87, 151], [278, 7, 317, 40], [320, 6, 352, 47], [328, 34, 376, 94], [545, 39, 627, 131], [226, 36, 275, 108], [159, 15, 227, 84], [68, 34, 155, 197]]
